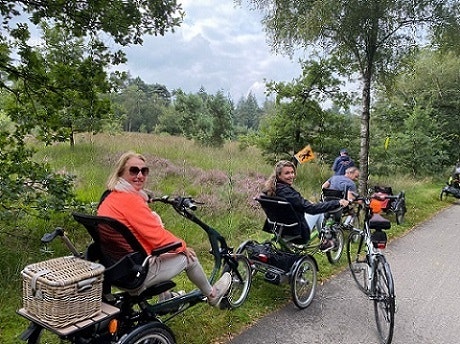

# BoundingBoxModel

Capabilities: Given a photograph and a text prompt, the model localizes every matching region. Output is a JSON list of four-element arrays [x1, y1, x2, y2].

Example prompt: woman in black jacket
[[262, 160, 349, 251]]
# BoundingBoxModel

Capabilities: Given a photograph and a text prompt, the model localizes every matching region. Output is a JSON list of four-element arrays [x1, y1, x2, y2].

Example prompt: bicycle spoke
[[291, 256, 317, 309], [373, 256, 395, 344]]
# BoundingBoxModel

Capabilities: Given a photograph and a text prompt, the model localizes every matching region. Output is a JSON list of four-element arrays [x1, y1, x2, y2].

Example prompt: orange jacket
[[97, 190, 186, 254]]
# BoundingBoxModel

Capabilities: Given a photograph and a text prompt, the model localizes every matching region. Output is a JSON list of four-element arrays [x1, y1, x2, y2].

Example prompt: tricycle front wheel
[[119, 322, 176, 344], [326, 227, 344, 264], [220, 254, 252, 309]]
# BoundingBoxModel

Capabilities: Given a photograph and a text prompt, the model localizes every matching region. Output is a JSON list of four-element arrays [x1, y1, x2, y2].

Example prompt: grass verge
[[0, 132, 455, 343]]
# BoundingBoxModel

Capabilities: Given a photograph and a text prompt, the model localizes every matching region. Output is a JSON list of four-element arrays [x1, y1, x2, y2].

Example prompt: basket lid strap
[[31, 269, 50, 297]]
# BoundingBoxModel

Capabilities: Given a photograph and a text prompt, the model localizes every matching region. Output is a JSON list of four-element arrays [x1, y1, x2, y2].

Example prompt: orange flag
[[294, 145, 315, 164]]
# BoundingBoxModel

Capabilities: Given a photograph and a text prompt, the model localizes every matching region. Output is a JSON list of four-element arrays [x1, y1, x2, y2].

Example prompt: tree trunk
[[359, 68, 372, 195], [70, 129, 75, 148]]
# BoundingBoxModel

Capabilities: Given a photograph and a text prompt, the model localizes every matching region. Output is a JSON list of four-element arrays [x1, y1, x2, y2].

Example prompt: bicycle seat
[[369, 213, 391, 230]]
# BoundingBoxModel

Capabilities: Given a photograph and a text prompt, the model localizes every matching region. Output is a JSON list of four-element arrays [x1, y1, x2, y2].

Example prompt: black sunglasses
[[128, 166, 150, 176]]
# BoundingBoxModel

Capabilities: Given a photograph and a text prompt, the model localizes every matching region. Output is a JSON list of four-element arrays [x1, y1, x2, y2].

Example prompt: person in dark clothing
[[449, 163, 460, 188], [262, 160, 349, 251], [332, 149, 355, 175]]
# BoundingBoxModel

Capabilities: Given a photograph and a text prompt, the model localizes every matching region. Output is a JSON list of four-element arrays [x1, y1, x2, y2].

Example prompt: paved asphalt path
[[228, 203, 460, 344]]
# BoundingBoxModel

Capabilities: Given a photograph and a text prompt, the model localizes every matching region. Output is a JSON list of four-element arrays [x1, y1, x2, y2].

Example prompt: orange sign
[[294, 145, 315, 164]]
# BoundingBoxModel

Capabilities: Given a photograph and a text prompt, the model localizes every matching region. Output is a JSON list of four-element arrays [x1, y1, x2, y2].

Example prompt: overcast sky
[[119, 0, 303, 104]]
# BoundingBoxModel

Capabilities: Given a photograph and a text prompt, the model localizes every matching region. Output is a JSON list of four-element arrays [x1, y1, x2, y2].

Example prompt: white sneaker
[[208, 272, 232, 307]]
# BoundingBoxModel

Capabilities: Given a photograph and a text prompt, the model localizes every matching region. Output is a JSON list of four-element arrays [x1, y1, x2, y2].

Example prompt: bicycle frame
[[347, 194, 396, 344], [370, 188, 406, 225], [354, 208, 385, 293], [151, 196, 247, 293]]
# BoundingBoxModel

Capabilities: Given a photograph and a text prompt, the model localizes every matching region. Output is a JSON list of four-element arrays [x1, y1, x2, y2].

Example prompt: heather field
[[1, 132, 450, 344]]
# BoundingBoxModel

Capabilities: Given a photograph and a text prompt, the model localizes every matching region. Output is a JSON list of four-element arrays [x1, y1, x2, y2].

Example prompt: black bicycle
[[440, 182, 460, 200], [371, 186, 406, 225], [346, 193, 396, 344], [18, 195, 251, 344]]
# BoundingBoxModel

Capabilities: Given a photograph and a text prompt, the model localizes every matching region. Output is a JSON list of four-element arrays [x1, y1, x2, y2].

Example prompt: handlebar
[[41, 227, 81, 257], [149, 195, 202, 211], [350, 191, 403, 202]]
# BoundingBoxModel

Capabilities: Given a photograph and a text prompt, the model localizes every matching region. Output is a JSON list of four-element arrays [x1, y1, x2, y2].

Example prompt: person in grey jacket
[[262, 160, 349, 251]]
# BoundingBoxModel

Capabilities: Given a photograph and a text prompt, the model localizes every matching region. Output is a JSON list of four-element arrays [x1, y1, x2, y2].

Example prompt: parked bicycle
[[370, 186, 406, 225], [440, 182, 460, 200], [441, 164, 460, 200], [236, 195, 345, 309], [346, 193, 396, 344], [18, 195, 251, 344]]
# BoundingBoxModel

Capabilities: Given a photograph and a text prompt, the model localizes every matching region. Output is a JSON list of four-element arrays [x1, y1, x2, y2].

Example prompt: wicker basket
[[22, 256, 105, 328]]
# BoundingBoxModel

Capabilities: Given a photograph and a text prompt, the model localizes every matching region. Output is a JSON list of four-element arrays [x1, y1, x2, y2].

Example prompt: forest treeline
[[1, 0, 459, 222], [105, 46, 460, 179]]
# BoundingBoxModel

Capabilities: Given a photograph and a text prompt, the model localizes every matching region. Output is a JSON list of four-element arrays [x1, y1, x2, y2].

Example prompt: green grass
[[1, 132, 455, 343]]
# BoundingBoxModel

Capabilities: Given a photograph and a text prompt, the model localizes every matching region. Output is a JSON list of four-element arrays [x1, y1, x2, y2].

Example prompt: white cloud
[[120, 1, 301, 104]]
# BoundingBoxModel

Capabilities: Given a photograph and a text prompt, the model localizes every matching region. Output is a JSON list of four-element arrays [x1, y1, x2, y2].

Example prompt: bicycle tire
[[290, 255, 317, 309], [326, 227, 344, 264], [119, 322, 176, 344], [373, 255, 395, 344], [235, 240, 258, 277], [395, 198, 406, 225], [351, 209, 362, 229], [220, 254, 252, 309], [440, 189, 446, 201], [346, 230, 369, 294]]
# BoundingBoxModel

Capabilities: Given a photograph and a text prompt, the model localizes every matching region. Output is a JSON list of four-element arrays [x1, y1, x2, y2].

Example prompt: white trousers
[[304, 213, 324, 232]]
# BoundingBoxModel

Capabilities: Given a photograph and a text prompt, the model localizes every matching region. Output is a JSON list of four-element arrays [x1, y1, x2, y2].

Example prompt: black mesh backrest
[[256, 196, 300, 226], [373, 185, 393, 195], [72, 212, 148, 290], [321, 188, 344, 201], [73, 213, 146, 261], [255, 196, 303, 240]]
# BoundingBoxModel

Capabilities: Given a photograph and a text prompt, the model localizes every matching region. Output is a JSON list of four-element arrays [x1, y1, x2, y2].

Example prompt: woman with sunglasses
[[97, 151, 231, 307]]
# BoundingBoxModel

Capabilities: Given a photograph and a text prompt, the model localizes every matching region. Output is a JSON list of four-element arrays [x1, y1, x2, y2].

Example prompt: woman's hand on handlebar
[[339, 199, 350, 207]]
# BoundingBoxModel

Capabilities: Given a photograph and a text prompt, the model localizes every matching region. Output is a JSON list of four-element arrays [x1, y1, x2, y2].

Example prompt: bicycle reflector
[[108, 319, 118, 335], [371, 230, 388, 249], [255, 253, 269, 263]]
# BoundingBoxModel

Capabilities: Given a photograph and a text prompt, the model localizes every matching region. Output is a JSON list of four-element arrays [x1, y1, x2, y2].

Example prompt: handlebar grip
[[41, 227, 65, 244], [182, 198, 197, 211]]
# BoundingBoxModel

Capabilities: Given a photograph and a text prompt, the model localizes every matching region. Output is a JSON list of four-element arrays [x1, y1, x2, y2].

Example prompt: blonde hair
[[106, 151, 147, 190], [262, 160, 296, 196]]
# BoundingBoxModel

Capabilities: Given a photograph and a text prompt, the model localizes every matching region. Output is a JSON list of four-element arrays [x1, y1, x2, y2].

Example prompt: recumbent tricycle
[[18, 196, 251, 344], [236, 194, 346, 309]]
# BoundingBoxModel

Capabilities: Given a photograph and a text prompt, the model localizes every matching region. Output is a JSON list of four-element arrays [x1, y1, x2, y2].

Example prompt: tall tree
[[208, 90, 233, 146], [243, 0, 458, 191], [234, 92, 262, 132], [372, 49, 460, 174], [36, 23, 112, 146], [173, 89, 209, 140], [257, 59, 356, 163], [0, 0, 183, 217]]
